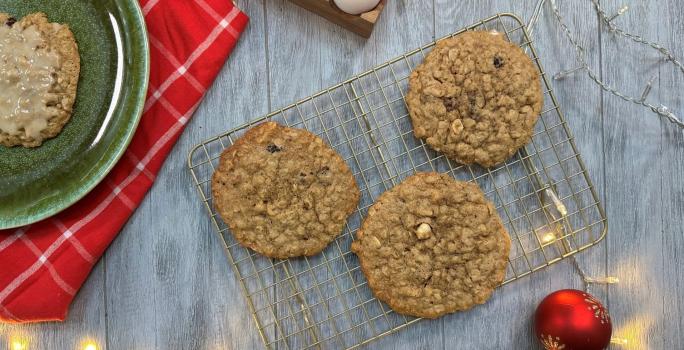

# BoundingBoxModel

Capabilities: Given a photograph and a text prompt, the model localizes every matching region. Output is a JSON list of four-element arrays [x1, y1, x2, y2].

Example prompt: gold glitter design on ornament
[[583, 293, 610, 324], [541, 334, 566, 350]]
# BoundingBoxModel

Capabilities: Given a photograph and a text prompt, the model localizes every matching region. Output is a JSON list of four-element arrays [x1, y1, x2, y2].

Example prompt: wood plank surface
[[600, 0, 684, 348], [658, 0, 684, 348], [2, 0, 683, 349]]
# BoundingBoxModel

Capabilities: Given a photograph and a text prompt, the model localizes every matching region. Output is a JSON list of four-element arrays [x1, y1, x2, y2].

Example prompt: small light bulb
[[611, 337, 629, 345], [541, 232, 556, 244], [585, 276, 620, 284], [608, 5, 629, 21], [83, 341, 98, 350], [11, 340, 27, 350], [553, 66, 585, 80]]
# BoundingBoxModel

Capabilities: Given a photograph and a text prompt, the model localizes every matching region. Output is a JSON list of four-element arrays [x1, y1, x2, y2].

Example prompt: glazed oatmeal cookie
[[406, 31, 542, 167], [0, 12, 80, 147], [212, 122, 361, 259], [352, 172, 510, 318]]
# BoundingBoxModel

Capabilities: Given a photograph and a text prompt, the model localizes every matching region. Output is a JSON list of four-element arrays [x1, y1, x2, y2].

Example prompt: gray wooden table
[[2, 0, 683, 349]]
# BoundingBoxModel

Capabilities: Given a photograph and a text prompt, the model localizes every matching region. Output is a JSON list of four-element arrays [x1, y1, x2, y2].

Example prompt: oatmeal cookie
[[0, 12, 80, 147], [351, 172, 510, 318], [212, 122, 361, 259], [406, 31, 542, 167]]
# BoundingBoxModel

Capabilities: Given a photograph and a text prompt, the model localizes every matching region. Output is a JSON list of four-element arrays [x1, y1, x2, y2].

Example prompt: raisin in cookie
[[351, 172, 510, 318], [212, 122, 360, 259], [406, 31, 542, 168], [0, 12, 80, 147]]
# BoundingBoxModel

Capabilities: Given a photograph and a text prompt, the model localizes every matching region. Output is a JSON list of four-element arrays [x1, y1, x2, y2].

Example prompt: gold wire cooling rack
[[188, 13, 607, 350]]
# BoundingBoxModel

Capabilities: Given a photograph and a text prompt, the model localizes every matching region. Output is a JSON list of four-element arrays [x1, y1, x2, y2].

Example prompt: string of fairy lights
[[532, 0, 684, 287], [2, 334, 98, 350], [548, 0, 684, 129], [527, 0, 625, 291]]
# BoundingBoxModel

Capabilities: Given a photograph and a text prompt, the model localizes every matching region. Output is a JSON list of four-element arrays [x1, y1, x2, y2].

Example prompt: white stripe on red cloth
[[143, 6, 241, 113], [107, 180, 137, 210], [125, 152, 156, 181], [52, 220, 96, 263], [148, 35, 206, 94], [0, 303, 18, 321], [198, 0, 241, 39], [19, 235, 76, 296], [196, 0, 225, 25], [158, 94, 186, 122], [0, 229, 75, 303], [0, 228, 24, 253], [142, 0, 161, 15]]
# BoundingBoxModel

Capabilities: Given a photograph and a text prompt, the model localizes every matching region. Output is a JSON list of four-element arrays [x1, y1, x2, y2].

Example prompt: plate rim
[[1, 1, 150, 229]]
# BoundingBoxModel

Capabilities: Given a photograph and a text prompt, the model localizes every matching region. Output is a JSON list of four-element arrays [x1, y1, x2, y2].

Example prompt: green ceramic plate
[[0, 0, 149, 229]]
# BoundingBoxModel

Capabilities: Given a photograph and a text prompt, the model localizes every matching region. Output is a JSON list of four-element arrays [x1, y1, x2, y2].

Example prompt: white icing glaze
[[0, 23, 61, 140], [333, 0, 381, 15]]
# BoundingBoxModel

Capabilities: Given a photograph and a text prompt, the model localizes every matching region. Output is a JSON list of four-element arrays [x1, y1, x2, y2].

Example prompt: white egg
[[333, 0, 381, 15]]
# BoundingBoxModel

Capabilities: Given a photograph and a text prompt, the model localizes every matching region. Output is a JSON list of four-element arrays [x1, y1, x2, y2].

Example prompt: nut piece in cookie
[[406, 31, 543, 167], [0, 12, 80, 148], [352, 172, 511, 318], [211, 122, 361, 259]]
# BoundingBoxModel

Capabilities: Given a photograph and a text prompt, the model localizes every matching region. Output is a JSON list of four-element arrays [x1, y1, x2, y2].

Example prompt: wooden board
[[288, 0, 386, 38]]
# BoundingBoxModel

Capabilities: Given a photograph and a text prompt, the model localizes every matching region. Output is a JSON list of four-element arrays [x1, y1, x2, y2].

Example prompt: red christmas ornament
[[534, 289, 612, 350]]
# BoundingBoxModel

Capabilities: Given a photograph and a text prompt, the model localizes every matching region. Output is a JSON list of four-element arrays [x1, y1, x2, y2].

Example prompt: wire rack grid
[[188, 13, 607, 350]]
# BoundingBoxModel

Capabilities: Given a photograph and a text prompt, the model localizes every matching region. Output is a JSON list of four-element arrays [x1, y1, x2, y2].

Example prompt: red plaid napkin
[[0, 0, 248, 323]]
